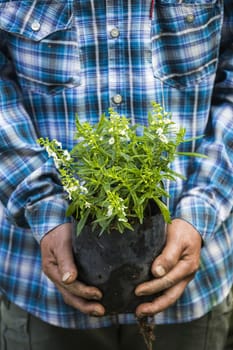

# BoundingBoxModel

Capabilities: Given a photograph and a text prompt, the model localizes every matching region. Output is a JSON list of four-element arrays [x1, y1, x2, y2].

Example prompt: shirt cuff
[[174, 195, 220, 242], [25, 194, 72, 243]]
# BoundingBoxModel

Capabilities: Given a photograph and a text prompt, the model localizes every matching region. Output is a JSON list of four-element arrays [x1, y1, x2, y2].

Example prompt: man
[[0, 1, 233, 349]]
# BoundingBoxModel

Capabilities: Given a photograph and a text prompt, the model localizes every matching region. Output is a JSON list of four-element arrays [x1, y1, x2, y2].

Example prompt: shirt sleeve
[[174, 1, 233, 242], [0, 32, 71, 242]]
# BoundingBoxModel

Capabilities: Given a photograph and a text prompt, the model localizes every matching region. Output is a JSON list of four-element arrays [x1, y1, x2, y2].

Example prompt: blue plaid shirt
[[0, 0, 233, 328]]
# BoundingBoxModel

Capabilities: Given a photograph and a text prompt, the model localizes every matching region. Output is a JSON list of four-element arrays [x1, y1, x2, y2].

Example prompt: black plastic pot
[[72, 213, 166, 314]]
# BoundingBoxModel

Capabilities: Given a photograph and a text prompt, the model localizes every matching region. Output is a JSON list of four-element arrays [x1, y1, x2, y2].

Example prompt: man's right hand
[[40, 223, 105, 317]]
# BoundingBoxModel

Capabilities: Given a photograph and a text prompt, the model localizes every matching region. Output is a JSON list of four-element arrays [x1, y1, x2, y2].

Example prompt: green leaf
[[152, 197, 171, 223], [66, 201, 77, 217], [176, 151, 208, 158], [76, 209, 91, 236]]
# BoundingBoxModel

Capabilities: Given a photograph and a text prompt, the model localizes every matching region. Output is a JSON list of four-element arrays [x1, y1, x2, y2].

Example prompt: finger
[[56, 283, 105, 317], [151, 252, 179, 279], [41, 224, 80, 284], [43, 257, 102, 300], [62, 280, 103, 300], [151, 235, 182, 278], [49, 224, 78, 283], [41, 242, 78, 286], [135, 258, 198, 296], [136, 278, 190, 318], [151, 219, 201, 279]]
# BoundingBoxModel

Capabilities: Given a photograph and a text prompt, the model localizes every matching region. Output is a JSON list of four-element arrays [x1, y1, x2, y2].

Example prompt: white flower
[[163, 118, 172, 125], [69, 185, 80, 192], [53, 140, 62, 148], [109, 137, 115, 145], [119, 129, 129, 137], [68, 186, 78, 195], [45, 146, 56, 158], [159, 134, 168, 144], [155, 127, 169, 144], [63, 150, 71, 161], [106, 206, 113, 217], [80, 186, 88, 194], [85, 202, 91, 208], [64, 184, 80, 200], [156, 128, 163, 136], [53, 155, 63, 169], [118, 217, 128, 222], [63, 186, 73, 200]]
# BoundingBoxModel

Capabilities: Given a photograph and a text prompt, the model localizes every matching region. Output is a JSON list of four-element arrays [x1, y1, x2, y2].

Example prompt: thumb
[[151, 221, 183, 278], [61, 270, 77, 284], [49, 223, 78, 284], [60, 251, 78, 285]]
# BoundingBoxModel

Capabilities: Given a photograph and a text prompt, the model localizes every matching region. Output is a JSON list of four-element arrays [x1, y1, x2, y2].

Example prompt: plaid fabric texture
[[0, 0, 233, 329]]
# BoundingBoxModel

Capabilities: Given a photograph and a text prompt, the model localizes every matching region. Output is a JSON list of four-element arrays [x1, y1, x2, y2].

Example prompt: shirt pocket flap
[[156, 0, 218, 3], [0, 1, 72, 41]]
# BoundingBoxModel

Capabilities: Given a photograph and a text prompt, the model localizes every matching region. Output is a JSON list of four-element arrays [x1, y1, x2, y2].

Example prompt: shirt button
[[112, 94, 123, 104], [31, 20, 41, 31], [186, 14, 195, 23], [110, 28, 120, 38]]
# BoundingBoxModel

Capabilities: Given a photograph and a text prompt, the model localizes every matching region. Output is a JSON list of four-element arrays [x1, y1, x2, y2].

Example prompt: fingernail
[[155, 265, 166, 277], [136, 291, 145, 297], [62, 272, 72, 283], [92, 294, 101, 300]]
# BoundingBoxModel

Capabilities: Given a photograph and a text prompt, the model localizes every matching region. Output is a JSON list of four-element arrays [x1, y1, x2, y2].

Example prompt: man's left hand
[[135, 218, 202, 317]]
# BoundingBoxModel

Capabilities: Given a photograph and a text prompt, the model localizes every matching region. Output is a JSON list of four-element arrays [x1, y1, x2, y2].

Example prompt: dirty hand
[[135, 218, 202, 318], [40, 223, 105, 317]]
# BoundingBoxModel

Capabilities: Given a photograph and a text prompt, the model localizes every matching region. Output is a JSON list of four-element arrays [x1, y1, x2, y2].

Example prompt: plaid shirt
[[0, 0, 233, 328]]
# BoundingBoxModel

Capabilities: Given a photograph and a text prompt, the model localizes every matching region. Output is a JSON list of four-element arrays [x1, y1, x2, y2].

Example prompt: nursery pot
[[72, 212, 166, 314]]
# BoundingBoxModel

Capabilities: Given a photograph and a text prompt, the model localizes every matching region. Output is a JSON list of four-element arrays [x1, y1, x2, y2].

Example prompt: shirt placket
[[106, 0, 125, 110]]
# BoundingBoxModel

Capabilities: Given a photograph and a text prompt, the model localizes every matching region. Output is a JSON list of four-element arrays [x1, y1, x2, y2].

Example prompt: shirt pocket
[[0, 1, 81, 95], [151, 0, 222, 88]]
